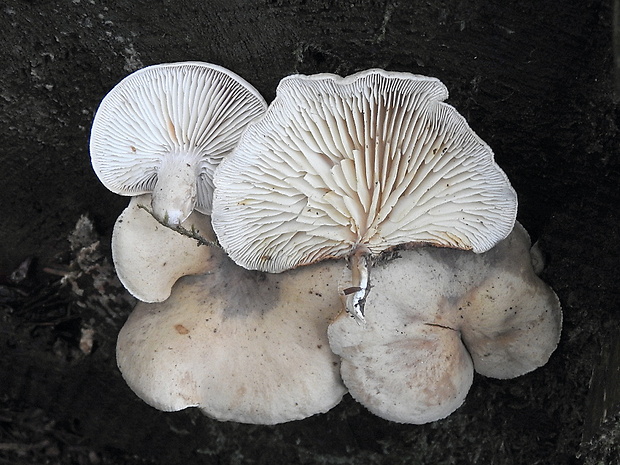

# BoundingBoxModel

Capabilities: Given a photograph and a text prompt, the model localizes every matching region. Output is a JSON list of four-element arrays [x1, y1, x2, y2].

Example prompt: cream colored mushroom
[[212, 69, 516, 321], [116, 248, 347, 424], [112, 194, 218, 302], [91, 61, 267, 226], [327, 223, 561, 424]]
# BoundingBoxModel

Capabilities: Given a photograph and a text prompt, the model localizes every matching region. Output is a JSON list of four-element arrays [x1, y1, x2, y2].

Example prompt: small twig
[[0, 439, 50, 451], [137, 204, 220, 248], [42, 267, 71, 277]]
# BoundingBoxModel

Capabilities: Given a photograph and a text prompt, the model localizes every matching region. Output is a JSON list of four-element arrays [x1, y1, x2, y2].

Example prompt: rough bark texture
[[1, 0, 619, 464]]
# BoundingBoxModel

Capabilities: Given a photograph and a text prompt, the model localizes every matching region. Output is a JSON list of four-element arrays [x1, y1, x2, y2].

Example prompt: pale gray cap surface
[[328, 223, 561, 423], [112, 194, 218, 303], [116, 249, 347, 425]]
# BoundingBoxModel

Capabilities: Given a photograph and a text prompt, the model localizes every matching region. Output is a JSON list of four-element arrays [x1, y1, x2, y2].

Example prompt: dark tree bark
[[0, 0, 618, 464]]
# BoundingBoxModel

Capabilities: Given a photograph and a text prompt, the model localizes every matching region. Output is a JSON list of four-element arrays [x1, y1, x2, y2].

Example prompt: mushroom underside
[[211, 69, 517, 324], [90, 61, 268, 225], [212, 69, 517, 277]]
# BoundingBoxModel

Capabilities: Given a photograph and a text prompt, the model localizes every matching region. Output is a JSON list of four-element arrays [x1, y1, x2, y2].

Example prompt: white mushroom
[[212, 69, 517, 321], [90, 61, 267, 226], [116, 248, 347, 425], [327, 223, 562, 424], [112, 194, 218, 302]]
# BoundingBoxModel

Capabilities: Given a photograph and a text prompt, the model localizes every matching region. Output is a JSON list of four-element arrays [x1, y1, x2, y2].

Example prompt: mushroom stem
[[345, 249, 370, 323], [151, 155, 200, 226]]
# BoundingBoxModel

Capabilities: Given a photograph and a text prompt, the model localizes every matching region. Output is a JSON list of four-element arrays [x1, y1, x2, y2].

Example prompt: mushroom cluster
[[90, 63, 561, 425]]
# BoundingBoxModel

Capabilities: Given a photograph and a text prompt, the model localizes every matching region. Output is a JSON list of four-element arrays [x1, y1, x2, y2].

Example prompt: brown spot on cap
[[174, 324, 190, 335]]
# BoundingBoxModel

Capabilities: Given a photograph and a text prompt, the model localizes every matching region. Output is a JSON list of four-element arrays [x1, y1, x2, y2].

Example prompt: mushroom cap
[[331, 317, 474, 424], [111, 194, 218, 303], [116, 248, 347, 425], [90, 61, 267, 217], [459, 223, 562, 379], [327, 223, 561, 424], [212, 69, 517, 273]]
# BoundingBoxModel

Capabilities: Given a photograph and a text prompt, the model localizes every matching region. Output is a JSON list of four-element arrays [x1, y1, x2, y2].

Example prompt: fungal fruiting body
[[116, 247, 347, 424], [90, 61, 267, 226], [112, 194, 219, 303], [212, 69, 517, 321], [328, 223, 562, 423], [90, 61, 267, 302]]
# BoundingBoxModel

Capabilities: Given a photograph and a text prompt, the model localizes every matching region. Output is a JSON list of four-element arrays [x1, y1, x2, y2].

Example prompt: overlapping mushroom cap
[[112, 194, 218, 303], [212, 69, 517, 273], [116, 247, 347, 424], [327, 223, 562, 424], [91, 61, 267, 225]]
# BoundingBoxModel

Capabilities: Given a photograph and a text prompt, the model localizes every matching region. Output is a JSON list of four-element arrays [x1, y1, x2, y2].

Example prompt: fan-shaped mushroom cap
[[116, 248, 347, 425], [91, 62, 267, 225], [212, 69, 517, 274], [459, 223, 562, 379], [328, 223, 561, 424], [112, 194, 218, 303]]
